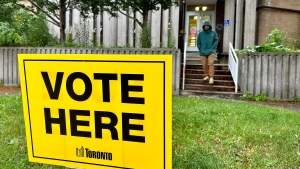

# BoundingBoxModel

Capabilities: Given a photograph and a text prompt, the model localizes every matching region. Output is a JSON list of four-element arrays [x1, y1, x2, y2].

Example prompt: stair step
[[184, 84, 237, 92], [186, 56, 200, 60], [185, 69, 231, 75], [183, 63, 228, 66], [182, 74, 233, 80], [180, 90, 243, 99], [186, 60, 220, 64], [182, 64, 228, 70], [183, 78, 235, 86], [185, 52, 199, 57]]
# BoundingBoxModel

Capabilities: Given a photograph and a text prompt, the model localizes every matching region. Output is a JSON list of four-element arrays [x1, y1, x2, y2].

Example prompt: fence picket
[[0, 47, 181, 95]]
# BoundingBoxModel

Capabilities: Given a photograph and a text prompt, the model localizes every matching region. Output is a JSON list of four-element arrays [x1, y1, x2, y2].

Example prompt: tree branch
[[46, 18, 60, 27], [65, 0, 71, 10], [26, 0, 60, 26], [118, 10, 143, 27]]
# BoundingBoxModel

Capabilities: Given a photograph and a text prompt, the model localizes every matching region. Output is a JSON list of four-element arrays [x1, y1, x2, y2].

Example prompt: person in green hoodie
[[197, 20, 219, 84]]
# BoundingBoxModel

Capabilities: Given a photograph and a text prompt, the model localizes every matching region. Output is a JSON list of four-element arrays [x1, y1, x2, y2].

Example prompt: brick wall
[[257, 8, 300, 44], [256, 0, 300, 45], [259, 0, 300, 11]]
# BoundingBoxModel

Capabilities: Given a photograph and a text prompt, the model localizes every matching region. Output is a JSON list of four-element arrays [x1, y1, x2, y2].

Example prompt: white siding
[[151, 5, 162, 48], [49, 6, 180, 48]]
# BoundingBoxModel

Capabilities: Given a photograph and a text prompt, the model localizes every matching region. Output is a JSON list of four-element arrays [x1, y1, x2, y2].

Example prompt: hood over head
[[202, 20, 212, 30]]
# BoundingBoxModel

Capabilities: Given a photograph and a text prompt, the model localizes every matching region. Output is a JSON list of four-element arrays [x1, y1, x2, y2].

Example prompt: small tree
[[14, 9, 56, 46], [73, 19, 92, 47], [0, 2, 18, 23], [0, 22, 21, 46], [138, 24, 151, 48], [0, 3, 56, 46], [16, 0, 72, 43]]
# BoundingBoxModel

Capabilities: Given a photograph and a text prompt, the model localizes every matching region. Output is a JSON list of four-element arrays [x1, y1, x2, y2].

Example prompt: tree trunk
[[142, 5, 149, 26], [59, 0, 66, 43]]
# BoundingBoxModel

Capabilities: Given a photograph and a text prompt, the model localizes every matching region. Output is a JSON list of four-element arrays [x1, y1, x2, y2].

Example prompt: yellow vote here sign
[[18, 54, 172, 169]]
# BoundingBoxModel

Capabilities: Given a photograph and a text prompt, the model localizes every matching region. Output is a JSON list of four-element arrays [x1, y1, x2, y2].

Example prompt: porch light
[[202, 6, 207, 11], [195, 6, 199, 11]]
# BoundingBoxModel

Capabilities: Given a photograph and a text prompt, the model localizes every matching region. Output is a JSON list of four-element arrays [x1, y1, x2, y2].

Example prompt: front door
[[185, 11, 215, 51]]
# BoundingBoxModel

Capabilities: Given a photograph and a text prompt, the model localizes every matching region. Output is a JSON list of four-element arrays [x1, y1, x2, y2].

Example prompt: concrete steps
[[183, 78, 235, 86], [184, 74, 233, 80], [184, 83, 236, 91], [180, 61, 243, 99], [185, 69, 231, 75]]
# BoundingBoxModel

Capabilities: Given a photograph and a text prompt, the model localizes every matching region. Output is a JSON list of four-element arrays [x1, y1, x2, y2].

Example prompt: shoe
[[203, 76, 209, 81], [209, 78, 214, 84]]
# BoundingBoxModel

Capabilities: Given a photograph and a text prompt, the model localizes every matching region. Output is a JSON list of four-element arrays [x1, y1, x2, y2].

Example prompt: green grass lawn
[[1, 95, 300, 168]]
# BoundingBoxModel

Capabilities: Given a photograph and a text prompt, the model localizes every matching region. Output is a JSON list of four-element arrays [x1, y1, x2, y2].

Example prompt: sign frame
[[18, 54, 172, 169]]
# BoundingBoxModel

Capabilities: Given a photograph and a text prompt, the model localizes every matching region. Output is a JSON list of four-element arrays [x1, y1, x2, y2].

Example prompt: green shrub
[[73, 19, 93, 47], [285, 38, 300, 50], [54, 32, 84, 47], [0, 79, 4, 86], [14, 10, 57, 47], [292, 96, 300, 102], [240, 91, 269, 101], [0, 22, 21, 46], [98, 43, 106, 48], [167, 25, 176, 49], [272, 97, 281, 102], [138, 24, 152, 48], [254, 92, 269, 101], [266, 28, 286, 45], [240, 91, 254, 100], [236, 29, 299, 54], [0, 7, 58, 47]]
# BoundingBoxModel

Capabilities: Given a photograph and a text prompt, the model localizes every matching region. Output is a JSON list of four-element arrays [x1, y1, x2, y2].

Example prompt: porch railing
[[182, 42, 187, 90], [228, 42, 239, 92]]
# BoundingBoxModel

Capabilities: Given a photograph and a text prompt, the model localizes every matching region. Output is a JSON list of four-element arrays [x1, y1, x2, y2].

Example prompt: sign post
[[18, 54, 172, 169]]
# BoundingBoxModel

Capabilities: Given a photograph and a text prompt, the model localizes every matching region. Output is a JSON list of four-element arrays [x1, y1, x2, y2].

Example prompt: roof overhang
[[185, 0, 218, 5]]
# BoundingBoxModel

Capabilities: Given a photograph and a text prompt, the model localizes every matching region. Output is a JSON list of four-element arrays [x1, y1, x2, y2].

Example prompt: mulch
[[0, 86, 21, 95]]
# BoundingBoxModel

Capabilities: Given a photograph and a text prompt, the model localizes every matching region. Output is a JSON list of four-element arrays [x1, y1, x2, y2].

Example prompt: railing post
[[228, 42, 239, 93], [235, 60, 238, 93], [182, 42, 187, 90]]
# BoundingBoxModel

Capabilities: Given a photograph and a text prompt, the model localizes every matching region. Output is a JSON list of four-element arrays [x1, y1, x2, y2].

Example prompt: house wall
[[48, 22, 60, 39], [222, 0, 235, 53], [257, 0, 300, 44], [56, 6, 179, 48], [259, 0, 300, 11], [243, 0, 257, 48], [32, 0, 300, 53]]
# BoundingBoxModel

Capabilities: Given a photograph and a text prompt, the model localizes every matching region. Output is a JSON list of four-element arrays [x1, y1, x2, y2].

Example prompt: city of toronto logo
[[76, 146, 84, 157], [76, 146, 113, 160]]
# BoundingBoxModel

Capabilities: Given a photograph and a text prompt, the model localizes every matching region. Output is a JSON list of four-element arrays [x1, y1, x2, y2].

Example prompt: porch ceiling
[[185, 0, 217, 5]]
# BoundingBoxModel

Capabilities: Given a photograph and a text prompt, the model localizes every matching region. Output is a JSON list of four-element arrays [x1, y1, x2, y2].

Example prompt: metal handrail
[[228, 42, 239, 92], [182, 42, 187, 90]]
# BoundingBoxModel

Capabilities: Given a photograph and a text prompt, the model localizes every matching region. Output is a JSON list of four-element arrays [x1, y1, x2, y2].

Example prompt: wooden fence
[[0, 47, 181, 95], [239, 52, 300, 100]]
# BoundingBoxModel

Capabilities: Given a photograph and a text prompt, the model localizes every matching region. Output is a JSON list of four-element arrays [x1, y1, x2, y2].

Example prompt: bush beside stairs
[[180, 53, 243, 99]]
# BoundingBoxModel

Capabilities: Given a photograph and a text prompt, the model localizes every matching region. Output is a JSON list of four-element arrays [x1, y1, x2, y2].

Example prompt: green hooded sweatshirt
[[196, 20, 219, 56]]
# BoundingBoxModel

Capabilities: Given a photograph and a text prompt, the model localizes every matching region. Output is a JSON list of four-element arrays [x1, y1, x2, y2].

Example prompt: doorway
[[185, 11, 215, 51]]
